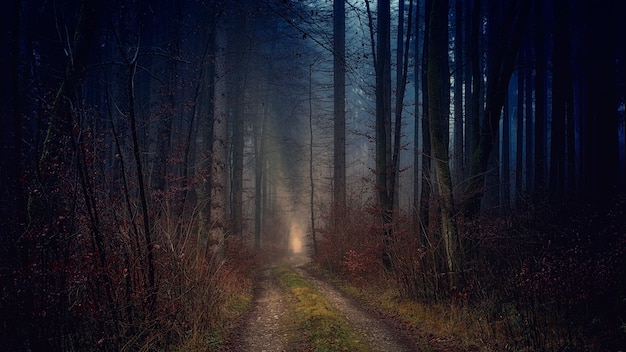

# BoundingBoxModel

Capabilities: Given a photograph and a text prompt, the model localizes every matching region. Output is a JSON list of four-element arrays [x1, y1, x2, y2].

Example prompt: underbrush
[[274, 265, 371, 352], [171, 242, 256, 351], [307, 264, 485, 351], [313, 197, 626, 351]]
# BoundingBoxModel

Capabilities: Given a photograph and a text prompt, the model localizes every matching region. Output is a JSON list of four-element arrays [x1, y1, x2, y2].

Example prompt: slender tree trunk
[[309, 65, 317, 255], [254, 99, 267, 250], [501, 88, 511, 210], [534, 2, 547, 193], [197, 24, 216, 242], [483, 0, 500, 211], [550, 0, 570, 200], [419, 0, 431, 243], [231, 21, 246, 241], [516, 70, 524, 204], [524, 45, 534, 193], [413, 0, 421, 232], [232, 75, 245, 242], [467, 0, 481, 202], [333, 0, 346, 226], [375, 0, 393, 268], [453, 0, 464, 195], [463, 0, 475, 181], [392, 0, 413, 210], [128, 57, 157, 309]]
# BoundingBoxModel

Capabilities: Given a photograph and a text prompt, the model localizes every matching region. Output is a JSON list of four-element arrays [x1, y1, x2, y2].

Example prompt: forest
[[1, 0, 626, 350]]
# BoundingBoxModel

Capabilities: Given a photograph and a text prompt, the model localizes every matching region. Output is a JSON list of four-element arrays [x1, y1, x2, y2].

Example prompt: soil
[[292, 263, 417, 352], [221, 267, 290, 352], [222, 259, 419, 352]]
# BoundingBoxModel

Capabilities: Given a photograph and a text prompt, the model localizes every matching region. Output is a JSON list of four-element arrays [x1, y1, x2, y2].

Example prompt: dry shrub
[[459, 196, 626, 351], [315, 203, 384, 284]]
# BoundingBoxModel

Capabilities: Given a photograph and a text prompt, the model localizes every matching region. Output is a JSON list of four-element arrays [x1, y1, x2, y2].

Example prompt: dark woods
[[1, 0, 625, 351]]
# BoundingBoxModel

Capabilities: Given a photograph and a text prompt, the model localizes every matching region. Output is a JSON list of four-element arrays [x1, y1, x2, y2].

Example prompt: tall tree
[[452, 0, 464, 193], [427, 0, 458, 289], [333, 0, 346, 225], [309, 63, 318, 255], [208, 19, 227, 260], [419, 0, 432, 244], [253, 100, 266, 249], [550, 0, 571, 200], [515, 69, 524, 204], [231, 12, 248, 242], [373, 0, 393, 267], [412, 0, 422, 231], [392, 0, 413, 208], [533, 1, 547, 193], [464, 0, 531, 218]]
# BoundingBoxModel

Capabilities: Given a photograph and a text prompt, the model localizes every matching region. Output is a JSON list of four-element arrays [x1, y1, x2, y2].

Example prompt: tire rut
[[292, 264, 417, 352], [224, 262, 419, 352], [225, 267, 290, 352]]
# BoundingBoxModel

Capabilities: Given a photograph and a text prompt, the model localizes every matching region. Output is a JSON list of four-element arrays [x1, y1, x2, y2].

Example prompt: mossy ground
[[274, 265, 372, 352]]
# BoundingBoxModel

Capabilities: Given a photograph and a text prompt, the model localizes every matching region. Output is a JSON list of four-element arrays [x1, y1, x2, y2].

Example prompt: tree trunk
[[501, 86, 511, 210], [231, 19, 247, 242], [392, 0, 413, 210], [453, 0, 464, 195], [550, 0, 570, 200], [333, 0, 346, 225], [128, 57, 157, 309], [534, 2, 547, 193], [419, 0, 431, 244], [412, 0, 421, 232], [524, 44, 534, 193], [464, 0, 531, 218], [374, 0, 393, 268], [428, 0, 459, 290], [208, 21, 227, 260], [515, 69, 524, 205], [309, 64, 318, 255]]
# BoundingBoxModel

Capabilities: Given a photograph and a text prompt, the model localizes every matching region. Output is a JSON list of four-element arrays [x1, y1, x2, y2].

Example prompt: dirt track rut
[[225, 262, 417, 352], [292, 264, 415, 352]]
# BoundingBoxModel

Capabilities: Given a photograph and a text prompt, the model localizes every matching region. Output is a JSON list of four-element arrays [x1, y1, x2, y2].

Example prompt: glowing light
[[289, 221, 304, 254]]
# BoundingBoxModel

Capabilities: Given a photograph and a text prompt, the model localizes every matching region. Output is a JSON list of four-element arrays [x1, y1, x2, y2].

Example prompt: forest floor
[[219, 257, 419, 352]]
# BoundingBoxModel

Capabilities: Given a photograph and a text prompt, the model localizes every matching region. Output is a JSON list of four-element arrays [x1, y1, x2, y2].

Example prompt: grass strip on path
[[274, 265, 371, 352]]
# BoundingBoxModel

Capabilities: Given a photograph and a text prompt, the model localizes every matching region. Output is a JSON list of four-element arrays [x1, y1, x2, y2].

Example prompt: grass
[[309, 265, 498, 352], [274, 265, 372, 352]]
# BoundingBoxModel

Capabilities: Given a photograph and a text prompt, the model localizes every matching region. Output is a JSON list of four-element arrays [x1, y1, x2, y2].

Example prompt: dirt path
[[292, 264, 416, 352], [223, 267, 290, 352], [223, 261, 417, 351]]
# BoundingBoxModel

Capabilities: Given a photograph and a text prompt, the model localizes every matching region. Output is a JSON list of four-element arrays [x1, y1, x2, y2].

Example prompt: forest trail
[[291, 263, 417, 352], [222, 266, 290, 352], [222, 259, 418, 352]]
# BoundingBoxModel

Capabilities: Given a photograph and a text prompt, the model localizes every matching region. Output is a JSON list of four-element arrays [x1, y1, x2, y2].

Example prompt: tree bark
[[208, 21, 227, 260], [392, 0, 413, 209], [452, 0, 464, 195], [333, 0, 346, 224], [427, 0, 458, 290], [374, 0, 393, 268]]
